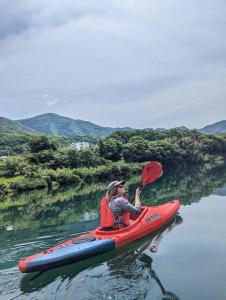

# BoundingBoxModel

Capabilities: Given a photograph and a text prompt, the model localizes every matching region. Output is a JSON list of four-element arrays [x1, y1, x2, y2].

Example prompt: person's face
[[117, 185, 126, 196]]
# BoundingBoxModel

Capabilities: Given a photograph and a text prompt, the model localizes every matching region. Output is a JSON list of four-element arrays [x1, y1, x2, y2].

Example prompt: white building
[[70, 142, 89, 150], [83, 211, 99, 221]]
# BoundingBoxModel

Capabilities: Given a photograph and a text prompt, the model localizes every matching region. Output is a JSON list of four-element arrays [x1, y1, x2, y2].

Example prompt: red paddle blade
[[141, 161, 163, 186]]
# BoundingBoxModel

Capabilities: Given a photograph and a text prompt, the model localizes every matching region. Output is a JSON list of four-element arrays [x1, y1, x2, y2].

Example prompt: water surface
[[0, 163, 226, 300]]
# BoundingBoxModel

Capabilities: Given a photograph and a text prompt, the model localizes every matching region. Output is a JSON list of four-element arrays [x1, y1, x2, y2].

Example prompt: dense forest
[[0, 132, 100, 156], [0, 128, 226, 195]]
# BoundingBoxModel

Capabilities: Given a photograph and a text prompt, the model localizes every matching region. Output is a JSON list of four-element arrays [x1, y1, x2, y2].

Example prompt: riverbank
[[1, 157, 225, 197], [1, 128, 226, 196], [0, 161, 145, 196]]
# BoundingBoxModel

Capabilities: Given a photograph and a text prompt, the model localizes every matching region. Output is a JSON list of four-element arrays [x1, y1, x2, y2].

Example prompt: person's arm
[[116, 194, 141, 215], [134, 188, 141, 208]]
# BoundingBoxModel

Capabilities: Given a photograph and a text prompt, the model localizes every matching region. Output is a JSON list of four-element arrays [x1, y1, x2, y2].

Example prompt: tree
[[147, 140, 185, 163], [122, 137, 149, 162], [78, 148, 106, 167], [99, 138, 123, 161], [29, 136, 57, 153], [0, 156, 30, 177]]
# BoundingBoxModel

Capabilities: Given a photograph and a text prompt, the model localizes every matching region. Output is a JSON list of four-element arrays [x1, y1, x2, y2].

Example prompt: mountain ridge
[[17, 113, 133, 137], [0, 113, 225, 136], [199, 120, 226, 135], [0, 116, 36, 134]]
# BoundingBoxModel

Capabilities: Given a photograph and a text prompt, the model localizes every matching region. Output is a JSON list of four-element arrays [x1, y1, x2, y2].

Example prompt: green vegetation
[[0, 132, 73, 156], [0, 129, 226, 195], [18, 113, 133, 137], [1, 162, 226, 231], [0, 132, 102, 156], [0, 116, 35, 134]]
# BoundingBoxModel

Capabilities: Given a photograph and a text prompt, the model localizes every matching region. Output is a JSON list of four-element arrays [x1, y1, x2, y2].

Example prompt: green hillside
[[199, 120, 226, 135], [17, 113, 133, 137], [0, 117, 35, 134]]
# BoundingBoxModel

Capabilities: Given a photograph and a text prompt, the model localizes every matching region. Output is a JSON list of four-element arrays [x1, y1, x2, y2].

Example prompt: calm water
[[0, 163, 226, 300]]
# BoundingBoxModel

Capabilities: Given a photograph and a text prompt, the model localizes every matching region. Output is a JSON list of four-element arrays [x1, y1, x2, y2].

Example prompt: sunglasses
[[118, 185, 125, 188]]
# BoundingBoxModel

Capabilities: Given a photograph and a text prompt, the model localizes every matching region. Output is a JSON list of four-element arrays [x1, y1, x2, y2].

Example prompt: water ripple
[[53, 247, 160, 300]]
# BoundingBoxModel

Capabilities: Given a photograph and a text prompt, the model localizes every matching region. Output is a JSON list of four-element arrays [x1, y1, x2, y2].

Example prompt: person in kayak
[[107, 180, 142, 229]]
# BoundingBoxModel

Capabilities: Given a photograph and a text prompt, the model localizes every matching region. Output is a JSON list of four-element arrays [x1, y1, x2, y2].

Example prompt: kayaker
[[107, 180, 142, 229]]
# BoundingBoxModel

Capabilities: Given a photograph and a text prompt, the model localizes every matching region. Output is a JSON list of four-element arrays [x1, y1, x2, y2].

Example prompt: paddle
[[139, 161, 163, 191], [131, 161, 163, 205]]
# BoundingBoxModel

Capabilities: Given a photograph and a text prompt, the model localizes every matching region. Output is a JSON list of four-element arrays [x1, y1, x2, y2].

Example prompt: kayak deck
[[18, 238, 115, 273]]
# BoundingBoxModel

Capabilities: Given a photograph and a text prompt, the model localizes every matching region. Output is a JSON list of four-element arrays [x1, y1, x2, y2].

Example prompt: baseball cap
[[108, 180, 126, 193]]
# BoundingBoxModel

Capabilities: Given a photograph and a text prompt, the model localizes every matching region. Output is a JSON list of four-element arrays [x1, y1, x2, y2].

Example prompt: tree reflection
[[0, 162, 226, 232]]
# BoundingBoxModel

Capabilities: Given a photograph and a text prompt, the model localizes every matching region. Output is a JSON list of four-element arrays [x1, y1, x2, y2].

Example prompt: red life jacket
[[99, 197, 130, 228]]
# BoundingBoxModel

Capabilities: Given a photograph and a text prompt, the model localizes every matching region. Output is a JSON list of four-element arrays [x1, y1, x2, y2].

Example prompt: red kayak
[[18, 200, 180, 273]]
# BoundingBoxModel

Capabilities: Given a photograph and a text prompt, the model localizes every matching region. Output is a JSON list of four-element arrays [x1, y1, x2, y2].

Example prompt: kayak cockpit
[[96, 207, 148, 234]]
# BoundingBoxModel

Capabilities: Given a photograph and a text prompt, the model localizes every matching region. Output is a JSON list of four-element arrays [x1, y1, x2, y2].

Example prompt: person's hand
[[135, 188, 141, 197], [150, 245, 158, 253]]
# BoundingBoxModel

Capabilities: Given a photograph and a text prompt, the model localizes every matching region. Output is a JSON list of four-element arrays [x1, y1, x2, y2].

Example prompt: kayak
[[18, 200, 180, 273]]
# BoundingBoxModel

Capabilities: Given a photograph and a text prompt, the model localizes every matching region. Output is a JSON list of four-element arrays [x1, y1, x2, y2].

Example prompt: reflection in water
[[106, 215, 182, 300], [0, 162, 226, 232], [5, 225, 14, 231], [150, 215, 183, 253], [0, 161, 226, 231], [0, 183, 105, 232], [19, 216, 182, 300], [1, 162, 226, 299]]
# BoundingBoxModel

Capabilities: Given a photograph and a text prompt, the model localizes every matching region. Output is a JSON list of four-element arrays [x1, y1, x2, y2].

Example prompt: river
[[0, 162, 226, 300]]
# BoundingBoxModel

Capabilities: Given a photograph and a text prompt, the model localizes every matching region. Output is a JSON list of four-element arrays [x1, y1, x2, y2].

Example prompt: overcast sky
[[0, 0, 226, 129]]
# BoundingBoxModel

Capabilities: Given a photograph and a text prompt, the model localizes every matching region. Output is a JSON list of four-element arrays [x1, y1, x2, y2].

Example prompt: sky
[[0, 0, 226, 129]]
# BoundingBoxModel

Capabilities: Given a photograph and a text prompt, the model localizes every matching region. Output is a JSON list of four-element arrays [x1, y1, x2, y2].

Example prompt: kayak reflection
[[150, 214, 183, 253], [20, 215, 183, 299], [106, 214, 182, 300]]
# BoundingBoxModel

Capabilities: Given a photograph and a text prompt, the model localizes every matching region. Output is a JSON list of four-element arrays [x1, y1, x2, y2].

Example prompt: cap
[[108, 180, 126, 193]]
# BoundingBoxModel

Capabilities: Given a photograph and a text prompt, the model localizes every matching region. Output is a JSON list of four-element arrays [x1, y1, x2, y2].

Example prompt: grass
[[0, 176, 24, 184], [0, 198, 27, 209], [0, 176, 25, 196]]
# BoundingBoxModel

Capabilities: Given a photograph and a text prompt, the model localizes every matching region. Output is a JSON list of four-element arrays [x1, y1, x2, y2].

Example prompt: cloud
[[0, 0, 226, 128], [46, 98, 60, 107]]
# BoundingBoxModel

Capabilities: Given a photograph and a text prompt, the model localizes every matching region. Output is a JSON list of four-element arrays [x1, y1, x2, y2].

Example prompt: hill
[[0, 117, 35, 133], [174, 126, 190, 131], [17, 113, 133, 137], [199, 120, 226, 135], [1, 113, 226, 137], [156, 126, 190, 132]]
